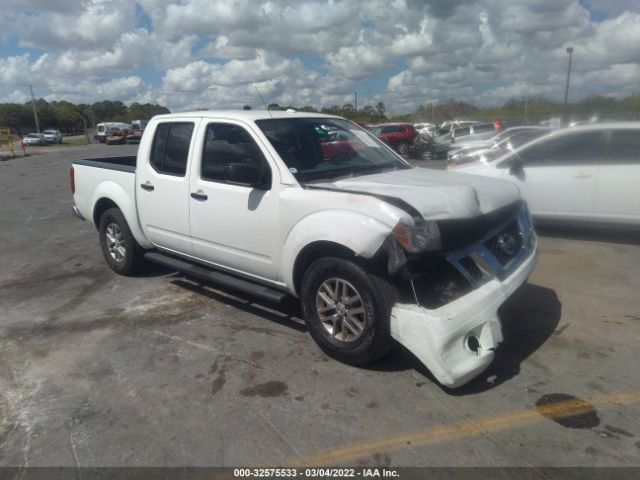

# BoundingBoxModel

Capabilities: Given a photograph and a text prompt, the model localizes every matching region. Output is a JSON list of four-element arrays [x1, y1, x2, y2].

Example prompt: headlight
[[392, 220, 441, 252]]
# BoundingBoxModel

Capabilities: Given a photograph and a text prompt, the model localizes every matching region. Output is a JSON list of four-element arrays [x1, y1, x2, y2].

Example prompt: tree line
[[0, 100, 170, 134], [259, 93, 640, 125], [3, 93, 638, 135]]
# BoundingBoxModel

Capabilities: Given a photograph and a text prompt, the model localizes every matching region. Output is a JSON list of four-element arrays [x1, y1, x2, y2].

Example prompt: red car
[[319, 131, 356, 160], [369, 123, 417, 154]]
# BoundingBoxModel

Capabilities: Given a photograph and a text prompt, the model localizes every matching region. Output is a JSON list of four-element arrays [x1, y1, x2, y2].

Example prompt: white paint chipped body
[[72, 111, 538, 389]]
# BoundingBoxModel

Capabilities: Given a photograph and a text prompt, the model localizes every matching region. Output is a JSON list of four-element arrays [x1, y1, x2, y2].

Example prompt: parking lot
[[1, 143, 639, 468]]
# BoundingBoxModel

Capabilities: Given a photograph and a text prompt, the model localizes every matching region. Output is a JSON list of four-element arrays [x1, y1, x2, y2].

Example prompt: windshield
[[255, 118, 410, 182]]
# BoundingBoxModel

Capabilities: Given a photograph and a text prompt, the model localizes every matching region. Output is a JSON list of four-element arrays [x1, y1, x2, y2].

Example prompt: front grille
[[446, 204, 535, 288], [437, 201, 522, 250], [483, 220, 524, 267]]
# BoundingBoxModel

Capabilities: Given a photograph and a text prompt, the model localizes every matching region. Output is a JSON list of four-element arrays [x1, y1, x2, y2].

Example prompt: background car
[[413, 122, 437, 137], [451, 123, 640, 226], [22, 133, 47, 146], [369, 123, 417, 154], [448, 127, 552, 162], [429, 122, 499, 158], [42, 129, 63, 144]]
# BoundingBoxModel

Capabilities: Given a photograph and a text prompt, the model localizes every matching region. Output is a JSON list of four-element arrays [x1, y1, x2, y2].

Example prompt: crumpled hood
[[312, 167, 520, 220]]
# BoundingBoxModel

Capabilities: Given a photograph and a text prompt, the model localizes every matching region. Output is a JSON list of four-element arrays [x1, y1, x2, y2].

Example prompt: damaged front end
[[379, 200, 538, 388]]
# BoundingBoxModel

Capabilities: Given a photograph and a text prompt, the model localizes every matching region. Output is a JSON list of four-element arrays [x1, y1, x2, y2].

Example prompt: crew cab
[[70, 111, 538, 388]]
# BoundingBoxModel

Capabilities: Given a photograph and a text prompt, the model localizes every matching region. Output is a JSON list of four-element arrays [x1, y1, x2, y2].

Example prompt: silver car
[[22, 133, 47, 146], [42, 129, 63, 144]]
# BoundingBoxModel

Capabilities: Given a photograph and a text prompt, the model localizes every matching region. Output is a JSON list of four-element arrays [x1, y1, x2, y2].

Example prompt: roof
[[562, 121, 640, 131], [153, 109, 341, 122]]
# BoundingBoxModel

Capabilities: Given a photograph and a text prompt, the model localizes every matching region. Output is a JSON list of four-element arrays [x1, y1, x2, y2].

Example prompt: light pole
[[563, 46, 573, 124]]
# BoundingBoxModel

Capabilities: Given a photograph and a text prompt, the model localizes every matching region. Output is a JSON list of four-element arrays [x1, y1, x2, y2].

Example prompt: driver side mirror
[[224, 162, 263, 188], [509, 162, 525, 181]]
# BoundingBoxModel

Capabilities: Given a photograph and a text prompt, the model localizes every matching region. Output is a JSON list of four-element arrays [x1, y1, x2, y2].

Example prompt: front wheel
[[300, 257, 396, 365], [420, 147, 435, 160], [98, 208, 145, 275]]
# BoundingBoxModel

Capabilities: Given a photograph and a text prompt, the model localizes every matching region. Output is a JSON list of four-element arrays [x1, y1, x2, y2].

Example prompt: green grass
[[63, 136, 89, 146]]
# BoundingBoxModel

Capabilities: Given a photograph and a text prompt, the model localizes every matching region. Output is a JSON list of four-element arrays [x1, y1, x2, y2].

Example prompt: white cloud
[[0, 0, 639, 113]]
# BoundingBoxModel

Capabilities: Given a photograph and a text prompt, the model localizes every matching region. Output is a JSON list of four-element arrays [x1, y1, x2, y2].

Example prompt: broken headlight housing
[[393, 220, 441, 253]]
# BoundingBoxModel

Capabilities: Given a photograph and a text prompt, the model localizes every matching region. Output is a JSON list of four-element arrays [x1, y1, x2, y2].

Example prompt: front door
[[188, 121, 280, 280], [500, 131, 604, 220]]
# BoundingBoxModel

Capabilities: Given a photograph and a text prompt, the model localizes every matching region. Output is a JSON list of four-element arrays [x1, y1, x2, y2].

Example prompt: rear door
[[137, 120, 198, 254], [500, 131, 604, 220], [593, 129, 640, 224]]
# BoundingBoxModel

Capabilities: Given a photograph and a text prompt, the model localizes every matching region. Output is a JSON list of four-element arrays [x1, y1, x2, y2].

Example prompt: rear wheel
[[99, 208, 144, 275], [300, 257, 396, 365]]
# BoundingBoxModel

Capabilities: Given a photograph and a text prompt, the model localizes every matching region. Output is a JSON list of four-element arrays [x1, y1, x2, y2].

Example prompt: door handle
[[190, 191, 208, 201], [573, 173, 591, 179], [140, 182, 154, 191]]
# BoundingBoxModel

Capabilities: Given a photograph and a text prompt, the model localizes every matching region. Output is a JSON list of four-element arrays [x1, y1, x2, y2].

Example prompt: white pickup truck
[[71, 110, 538, 388]]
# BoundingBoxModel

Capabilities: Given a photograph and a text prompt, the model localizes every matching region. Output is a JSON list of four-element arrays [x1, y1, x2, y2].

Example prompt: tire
[[395, 141, 410, 155], [98, 208, 145, 275], [420, 147, 434, 160], [300, 257, 396, 366]]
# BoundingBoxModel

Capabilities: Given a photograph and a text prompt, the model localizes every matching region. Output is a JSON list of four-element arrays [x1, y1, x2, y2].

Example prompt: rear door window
[[472, 124, 494, 133], [604, 130, 640, 164], [150, 123, 194, 176]]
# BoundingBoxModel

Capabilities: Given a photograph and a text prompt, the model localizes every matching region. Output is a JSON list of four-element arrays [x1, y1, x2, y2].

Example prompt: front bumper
[[390, 204, 538, 389]]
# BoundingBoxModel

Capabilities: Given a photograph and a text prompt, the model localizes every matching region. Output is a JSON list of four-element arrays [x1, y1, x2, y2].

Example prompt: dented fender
[[279, 209, 396, 294]]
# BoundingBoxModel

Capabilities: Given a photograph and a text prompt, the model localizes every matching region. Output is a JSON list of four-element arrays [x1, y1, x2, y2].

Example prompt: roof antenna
[[255, 86, 273, 118]]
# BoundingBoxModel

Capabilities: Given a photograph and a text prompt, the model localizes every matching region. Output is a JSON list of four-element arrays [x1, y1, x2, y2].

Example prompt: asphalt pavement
[[1, 143, 639, 468]]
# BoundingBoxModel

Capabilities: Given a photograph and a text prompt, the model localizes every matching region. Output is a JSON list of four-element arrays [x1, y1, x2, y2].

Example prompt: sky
[[0, 0, 639, 114]]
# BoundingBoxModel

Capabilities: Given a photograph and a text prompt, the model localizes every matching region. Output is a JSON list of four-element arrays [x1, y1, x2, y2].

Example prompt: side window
[[381, 126, 396, 134], [518, 132, 603, 167], [454, 127, 470, 137], [605, 130, 640, 164], [473, 124, 494, 133], [150, 123, 194, 176], [201, 123, 271, 187]]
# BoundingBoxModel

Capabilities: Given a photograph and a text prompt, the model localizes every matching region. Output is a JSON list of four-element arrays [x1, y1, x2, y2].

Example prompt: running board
[[144, 252, 290, 304]]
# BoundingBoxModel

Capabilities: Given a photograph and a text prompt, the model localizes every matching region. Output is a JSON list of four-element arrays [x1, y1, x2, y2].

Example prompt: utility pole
[[354, 92, 358, 112], [524, 96, 529, 123], [563, 46, 574, 125], [29, 85, 40, 133]]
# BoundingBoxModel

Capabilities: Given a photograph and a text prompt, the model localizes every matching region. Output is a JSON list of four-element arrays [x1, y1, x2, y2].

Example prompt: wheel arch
[[93, 197, 119, 228], [292, 241, 358, 296], [280, 210, 395, 296], [90, 181, 153, 249]]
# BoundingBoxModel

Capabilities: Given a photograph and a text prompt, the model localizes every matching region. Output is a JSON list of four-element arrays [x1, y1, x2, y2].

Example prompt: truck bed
[[72, 156, 138, 225], [73, 156, 136, 173]]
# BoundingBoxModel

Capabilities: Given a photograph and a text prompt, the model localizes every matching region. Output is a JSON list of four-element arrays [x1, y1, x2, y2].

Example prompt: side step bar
[[145, 252, 290, 304]]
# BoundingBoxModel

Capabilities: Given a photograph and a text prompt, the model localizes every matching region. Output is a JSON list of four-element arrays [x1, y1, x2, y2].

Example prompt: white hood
[[312, 167, 520, 220]]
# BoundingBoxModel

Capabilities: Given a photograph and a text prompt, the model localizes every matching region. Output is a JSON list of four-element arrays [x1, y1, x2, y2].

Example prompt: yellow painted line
[[289, 390, 640, 466]]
